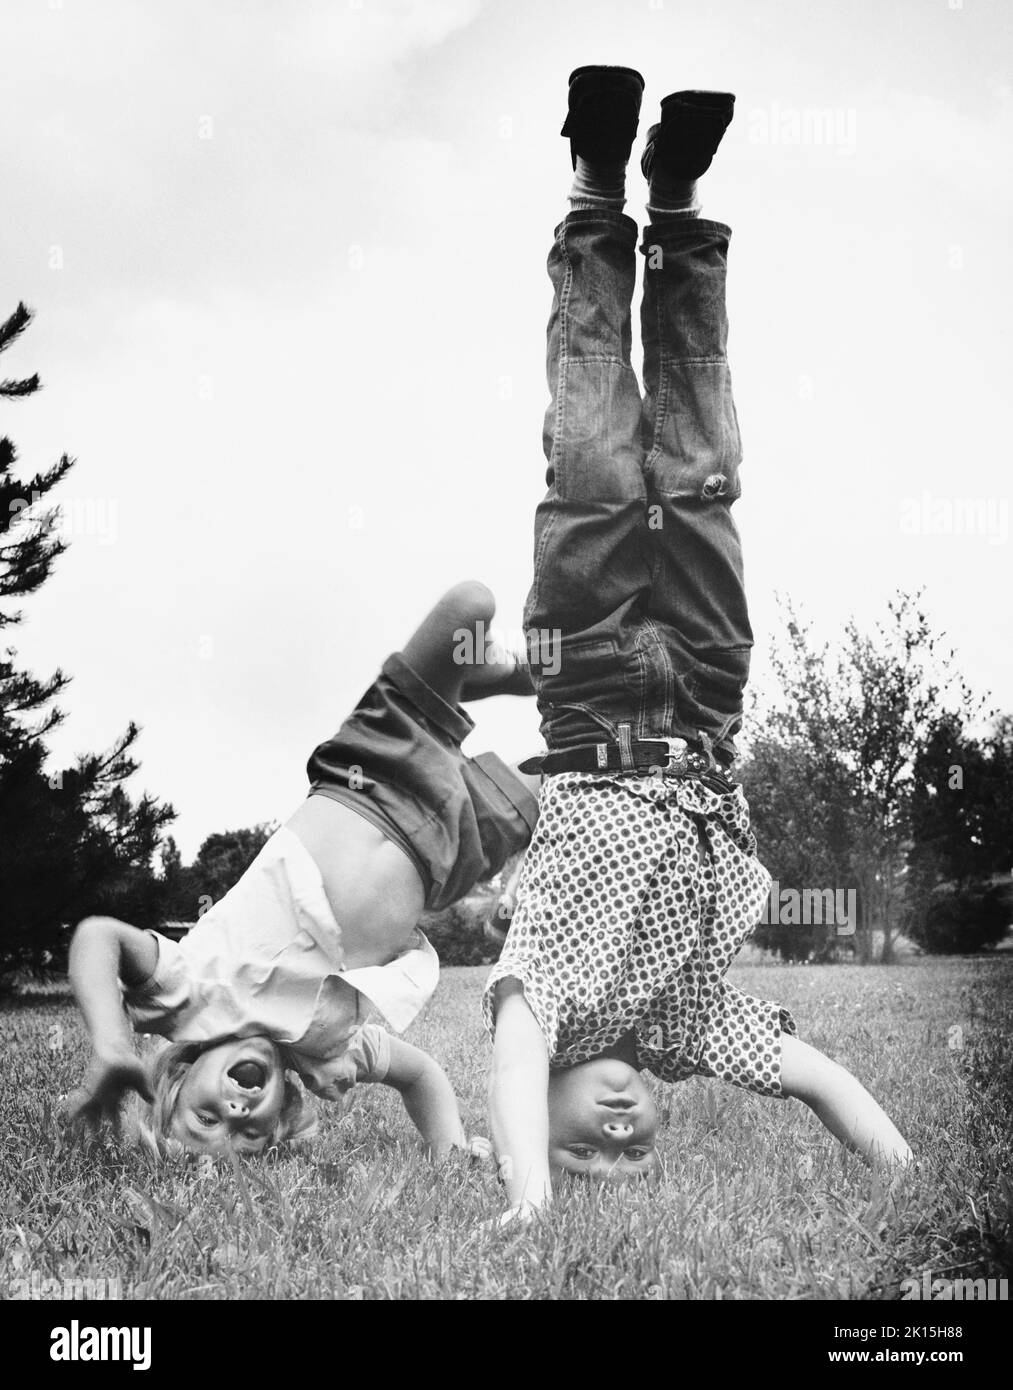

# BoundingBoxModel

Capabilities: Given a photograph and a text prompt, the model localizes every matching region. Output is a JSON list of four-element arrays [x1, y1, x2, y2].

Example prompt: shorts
[[306, 653, 539, 912]]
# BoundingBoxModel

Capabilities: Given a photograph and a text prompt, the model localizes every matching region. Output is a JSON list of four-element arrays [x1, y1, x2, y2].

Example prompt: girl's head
[[141, 1035, 316, 1158], [547, 1056, 658, 1181]]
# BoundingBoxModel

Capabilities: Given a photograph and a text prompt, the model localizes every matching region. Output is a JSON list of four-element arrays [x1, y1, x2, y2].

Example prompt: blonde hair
[[134, 1039, 317, 1160]]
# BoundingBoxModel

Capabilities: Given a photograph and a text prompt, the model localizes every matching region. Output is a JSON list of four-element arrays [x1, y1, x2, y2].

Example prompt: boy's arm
[[780, 1033, 913, 1167], [488, 978, 552, 1214], [380, 1035, 467, 1159], [66, 916, 158, 1122]]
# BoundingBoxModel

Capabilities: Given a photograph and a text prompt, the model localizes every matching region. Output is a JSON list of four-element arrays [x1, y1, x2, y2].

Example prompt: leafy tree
[[156, 836, 196, 921], [904, 715, 1013, 952], [908, 715, 1013, 888], [742, 591, 986, 962], [185, 824, 275, 914], [739, 737, 858, 961]]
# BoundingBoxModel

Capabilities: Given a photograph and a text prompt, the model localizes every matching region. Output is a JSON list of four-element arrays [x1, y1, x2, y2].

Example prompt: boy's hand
[[383, 1036, 469, 1160], [456, 1135, 496, 1164], [65, 1043, 153, 1132], [66, 916, 159, 1135]]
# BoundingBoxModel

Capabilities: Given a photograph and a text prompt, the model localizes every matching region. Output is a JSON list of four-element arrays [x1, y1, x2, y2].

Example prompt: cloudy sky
[[4, 0, 1010, 858]]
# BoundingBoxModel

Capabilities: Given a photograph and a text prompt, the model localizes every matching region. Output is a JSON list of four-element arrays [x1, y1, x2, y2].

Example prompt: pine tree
[[0, 302, 74, 755], [0, 303, 175, 977]]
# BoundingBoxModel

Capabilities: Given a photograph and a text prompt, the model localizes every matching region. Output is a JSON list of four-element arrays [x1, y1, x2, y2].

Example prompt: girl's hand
[[779, 1034, 913, 1169], [479, 1200, 540, 1235], [65, 1043, 153, 1132], [460, 1135, 495, 1164], [498, 1200, 538, 1229], [445, 1136, 496, 1167]]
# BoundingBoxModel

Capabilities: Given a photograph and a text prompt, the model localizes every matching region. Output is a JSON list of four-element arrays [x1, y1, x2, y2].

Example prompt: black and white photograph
[[1, 0, 1010, 1346]]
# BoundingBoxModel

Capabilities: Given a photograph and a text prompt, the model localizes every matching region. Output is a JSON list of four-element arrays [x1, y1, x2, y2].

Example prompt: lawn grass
[[1, 956, 1011, 1300]]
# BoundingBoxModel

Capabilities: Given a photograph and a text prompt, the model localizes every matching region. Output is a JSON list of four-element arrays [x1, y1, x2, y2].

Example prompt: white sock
[[569, 155, 627, 212], [646, 170, 700, 219]]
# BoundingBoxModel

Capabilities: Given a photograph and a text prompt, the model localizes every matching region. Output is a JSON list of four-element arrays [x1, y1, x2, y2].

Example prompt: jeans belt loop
[[595, 743, 609, 769], [617, 722, 635, 772], [697, 729, 716, 771]]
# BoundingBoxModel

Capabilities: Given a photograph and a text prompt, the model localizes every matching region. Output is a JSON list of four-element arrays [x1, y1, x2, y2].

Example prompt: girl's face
[[170, 1037, 287, 1155], [547, 1058, 658, 1180]]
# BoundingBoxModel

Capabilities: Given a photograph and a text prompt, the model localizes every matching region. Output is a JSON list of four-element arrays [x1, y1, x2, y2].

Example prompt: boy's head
[[547, 1056, 658, 1181], [143, 1035, 316, 1157]]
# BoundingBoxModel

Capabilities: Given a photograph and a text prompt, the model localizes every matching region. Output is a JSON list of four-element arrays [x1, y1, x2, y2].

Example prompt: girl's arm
[[488, 979, 553, 1214], [381, 1036, 467, 1159], [66, 917, 158, 1123], [779, 1033, 913, 1167]]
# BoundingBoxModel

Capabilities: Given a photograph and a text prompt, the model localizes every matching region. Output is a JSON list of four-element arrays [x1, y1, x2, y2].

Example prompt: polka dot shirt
[[483, 771, 797, 1097]]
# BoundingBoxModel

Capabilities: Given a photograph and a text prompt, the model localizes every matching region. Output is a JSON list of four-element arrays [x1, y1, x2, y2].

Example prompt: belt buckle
[[658, 737, 718, 781], [657, 736, 690, 775]]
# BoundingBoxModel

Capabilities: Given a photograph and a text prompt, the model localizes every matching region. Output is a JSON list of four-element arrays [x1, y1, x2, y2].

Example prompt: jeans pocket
[[538, 635, 650, 741], [685, 645, 751, 719], [542, 635, 618, 694]]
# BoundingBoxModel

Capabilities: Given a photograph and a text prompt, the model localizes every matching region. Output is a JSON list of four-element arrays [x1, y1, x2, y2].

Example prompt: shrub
[[907, 879, 1013, 955], [418, 901, 501, 967]]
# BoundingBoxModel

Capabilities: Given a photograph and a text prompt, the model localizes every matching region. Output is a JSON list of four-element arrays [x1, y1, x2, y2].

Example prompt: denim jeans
[[523, 209, 753, 767]]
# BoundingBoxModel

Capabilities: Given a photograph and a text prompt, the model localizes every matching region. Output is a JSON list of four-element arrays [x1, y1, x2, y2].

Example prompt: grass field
[[2, 956, 1011, 1301]]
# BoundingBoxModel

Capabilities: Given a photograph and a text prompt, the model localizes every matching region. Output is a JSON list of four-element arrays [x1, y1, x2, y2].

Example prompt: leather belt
[[518, 736, 736, 793]]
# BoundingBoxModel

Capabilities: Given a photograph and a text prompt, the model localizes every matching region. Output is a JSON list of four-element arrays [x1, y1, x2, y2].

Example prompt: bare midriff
[[284, 795, 426, 970]]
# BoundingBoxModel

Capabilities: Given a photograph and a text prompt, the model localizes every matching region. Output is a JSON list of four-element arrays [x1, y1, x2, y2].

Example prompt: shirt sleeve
[[292, 1023, 391, 1103], [121, 930, 192, 1036], [693, 983, 797, 1098], [482, 953, 561, 1058], [349, 1023, 391, 1083], [340, 928, 439, 1033]]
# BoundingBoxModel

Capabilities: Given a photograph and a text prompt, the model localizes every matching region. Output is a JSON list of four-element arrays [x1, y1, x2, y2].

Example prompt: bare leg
[[462, 649, 535, 702], [400, 581, 530, 707]]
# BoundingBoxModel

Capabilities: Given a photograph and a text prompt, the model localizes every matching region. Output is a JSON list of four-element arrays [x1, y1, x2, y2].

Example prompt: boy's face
[[170, 1037, 287, 1155], [548, 1058, 659, 1180]]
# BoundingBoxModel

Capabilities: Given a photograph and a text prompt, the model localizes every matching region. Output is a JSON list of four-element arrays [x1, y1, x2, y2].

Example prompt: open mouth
[[227, 1060, 267, 1091], [598, 1096, 636, 1112]]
